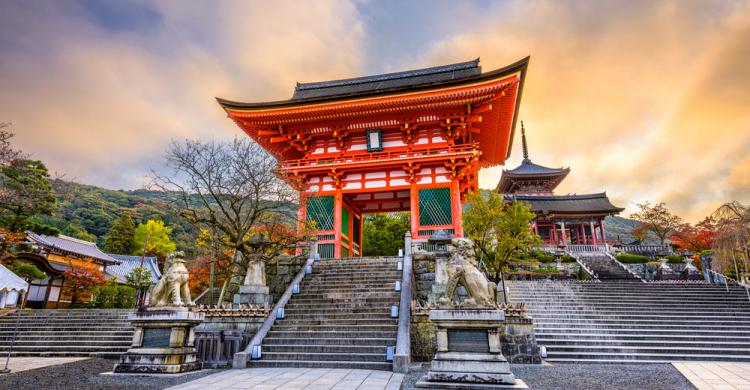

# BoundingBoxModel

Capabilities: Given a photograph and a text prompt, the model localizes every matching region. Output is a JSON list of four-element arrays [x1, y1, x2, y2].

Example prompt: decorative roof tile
[[507, 192, 624, 216]]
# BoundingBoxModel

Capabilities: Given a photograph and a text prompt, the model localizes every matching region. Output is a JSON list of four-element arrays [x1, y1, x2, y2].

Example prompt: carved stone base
[[113, 309, 204, 374], [233, 284, 273, 305], [415, 378, 529, 389]]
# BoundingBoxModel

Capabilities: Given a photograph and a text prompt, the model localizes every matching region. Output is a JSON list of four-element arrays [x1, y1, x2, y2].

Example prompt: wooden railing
[[279, 144, 478, 170]]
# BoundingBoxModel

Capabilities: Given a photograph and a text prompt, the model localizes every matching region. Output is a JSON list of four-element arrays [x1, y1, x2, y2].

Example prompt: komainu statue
[[436, 238, 497, 306], [149, 251, 193, 307]]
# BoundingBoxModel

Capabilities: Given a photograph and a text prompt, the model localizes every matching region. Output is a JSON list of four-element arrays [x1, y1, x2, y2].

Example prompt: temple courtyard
[[2, 358, 750, 389]]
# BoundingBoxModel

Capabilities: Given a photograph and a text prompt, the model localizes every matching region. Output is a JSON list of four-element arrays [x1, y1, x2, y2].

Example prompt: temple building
[[219, 58, 528, 258], [16, 233, 118, 308], [497, 124, 624, 247]]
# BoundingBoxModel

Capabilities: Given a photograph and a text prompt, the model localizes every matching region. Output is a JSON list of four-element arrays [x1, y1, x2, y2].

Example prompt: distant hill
[[32, 180, 202, 255], [603, 215, 658, 245]]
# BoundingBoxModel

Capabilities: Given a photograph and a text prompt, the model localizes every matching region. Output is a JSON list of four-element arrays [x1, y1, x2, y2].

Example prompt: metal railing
[[393, 232, 413, 373]]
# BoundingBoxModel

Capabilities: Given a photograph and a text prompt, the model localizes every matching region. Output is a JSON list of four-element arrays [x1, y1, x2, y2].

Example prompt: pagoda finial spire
[[521, 121, 529, 161]]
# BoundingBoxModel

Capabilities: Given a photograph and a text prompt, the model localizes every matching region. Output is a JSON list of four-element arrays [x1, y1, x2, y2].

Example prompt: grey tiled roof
[[292, 59, 481, 100], [106, 254, 162, 283], [504, 159, 570, 176], [27, 232, 118, 264], [507, 192, 624, 216]]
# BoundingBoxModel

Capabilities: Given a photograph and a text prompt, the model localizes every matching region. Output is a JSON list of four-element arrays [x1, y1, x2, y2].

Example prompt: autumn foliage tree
[[630, 202, 684, 245], [670, 217, 717, 254], [63, 267, 108, 306]]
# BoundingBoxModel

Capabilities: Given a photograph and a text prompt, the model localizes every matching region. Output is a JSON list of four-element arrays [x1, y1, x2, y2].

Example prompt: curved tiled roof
[[504, 159, 570, 176], [507, 192, 624, 216], [106, 254, 162, 283], [26, 232, 118, 264]]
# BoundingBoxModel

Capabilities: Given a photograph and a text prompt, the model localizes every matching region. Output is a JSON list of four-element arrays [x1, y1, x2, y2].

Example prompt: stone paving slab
[[673, 362, 750, 390], [0, 357, 90, 374], [166, 368, 403, 390]]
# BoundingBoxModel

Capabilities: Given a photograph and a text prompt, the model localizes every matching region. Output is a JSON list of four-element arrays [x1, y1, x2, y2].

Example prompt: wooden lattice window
[[306, 196, 334, 231], [418, 187, 452, 226]]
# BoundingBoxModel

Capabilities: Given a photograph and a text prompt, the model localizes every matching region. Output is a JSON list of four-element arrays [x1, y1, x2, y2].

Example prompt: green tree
[[104, 211, 136, 254], [125, 266, 154, 306], [134, 220, 176, 261], [463, 191, 540, 302], [362, 212, 410, 256], [0, 159, 56, 231]]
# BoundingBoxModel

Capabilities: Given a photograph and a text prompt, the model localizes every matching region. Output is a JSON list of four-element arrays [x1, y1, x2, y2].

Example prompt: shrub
[[665, 255, 684, 263], [616, 253, 649, 264], [561, 255, 577, 263], [92, 284, 136, 308]]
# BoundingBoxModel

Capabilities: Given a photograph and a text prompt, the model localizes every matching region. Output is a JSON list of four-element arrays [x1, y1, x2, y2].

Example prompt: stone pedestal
[[114, 308, 205, 374], [416, 308, 528, 389], [233, 285, 273, 305]]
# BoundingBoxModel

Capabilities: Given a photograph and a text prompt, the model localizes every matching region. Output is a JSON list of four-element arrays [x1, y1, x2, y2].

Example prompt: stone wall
[[626, 262, 695, 281], [266, 254, 307, 302]]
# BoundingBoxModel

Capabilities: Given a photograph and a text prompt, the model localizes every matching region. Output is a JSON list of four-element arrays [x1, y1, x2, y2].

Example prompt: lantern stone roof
[[26, 232, 119, 265], [507, 192, 624, 217]]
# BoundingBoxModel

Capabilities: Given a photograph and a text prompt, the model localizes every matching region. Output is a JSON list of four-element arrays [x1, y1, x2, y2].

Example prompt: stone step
[[278, 312, 394, 319], [537, 333, 750, 342], [529, 314, 750, 321], [531, 319, 750, 326], [535, 327, 750, 336], [271, 324, 397, 332], [262, 344, 388, 354], [0, 339, 133, 346], [250, 359, 393, 370], [545, 345, 750, 355], [538, 339, 750, 348], [276, 319, 397, 326], [263, 351, 386, 363], [266, 330, 397, 338], [262, 337, 395, 346]]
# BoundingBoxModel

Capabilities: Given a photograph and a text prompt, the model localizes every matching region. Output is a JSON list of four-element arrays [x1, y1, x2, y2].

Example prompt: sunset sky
[[1, 0, 749, 223]]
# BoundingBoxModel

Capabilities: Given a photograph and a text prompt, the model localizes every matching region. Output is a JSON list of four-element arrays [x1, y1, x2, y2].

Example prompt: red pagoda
[[219, 58, 528, 258], [497, 123, 624, 247]]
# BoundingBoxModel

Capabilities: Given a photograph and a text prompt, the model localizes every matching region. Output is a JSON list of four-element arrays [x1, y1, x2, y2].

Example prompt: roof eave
[[216, 56, 530, 111]]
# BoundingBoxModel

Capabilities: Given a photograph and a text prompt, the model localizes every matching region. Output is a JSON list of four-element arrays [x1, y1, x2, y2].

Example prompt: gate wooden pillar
[[450, 179, 463, 238], [333, 188, 343, 259], [410, 181, 419, 239]]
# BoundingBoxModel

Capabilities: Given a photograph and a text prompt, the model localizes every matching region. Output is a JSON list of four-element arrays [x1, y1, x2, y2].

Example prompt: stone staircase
[[508, 281, 750, 362], [253, 257, 401, 370], [578, 254, 638, 280], [0, 309, 133, 357]]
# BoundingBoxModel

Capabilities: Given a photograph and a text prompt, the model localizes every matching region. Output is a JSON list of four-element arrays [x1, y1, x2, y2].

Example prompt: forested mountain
[[31, 180, 202, 254]]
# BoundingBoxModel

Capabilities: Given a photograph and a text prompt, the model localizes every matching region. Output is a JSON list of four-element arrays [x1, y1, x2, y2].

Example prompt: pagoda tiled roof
[[506, 192, 624, 217], [26, 232, 119, 265], [496, 159, 570, 193]]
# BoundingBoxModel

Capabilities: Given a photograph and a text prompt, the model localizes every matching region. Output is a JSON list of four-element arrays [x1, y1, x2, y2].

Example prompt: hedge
[[91, 285, 136, 308], [665, 255, 684, 263], [616, 253, 649, 264]]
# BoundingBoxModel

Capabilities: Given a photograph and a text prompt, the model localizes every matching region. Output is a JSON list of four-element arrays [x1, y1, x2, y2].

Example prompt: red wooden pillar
[[590, 219, 598, 245], [410, 181, 419, 239], [450, 179, 463, 238], [551, 219, 558, 244], [560, 221, 568, 248], [333, 188, 343, 259], [599, 217, 607, 242], [296, 193, 307, 256]]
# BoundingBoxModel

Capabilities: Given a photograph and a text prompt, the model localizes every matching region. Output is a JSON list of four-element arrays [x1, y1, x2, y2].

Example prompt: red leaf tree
[[63, 267, 108, 305], [670, 217, 718, 254]]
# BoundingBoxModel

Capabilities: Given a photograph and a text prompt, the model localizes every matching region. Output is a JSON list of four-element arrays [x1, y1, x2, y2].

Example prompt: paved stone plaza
[[166, 368, 403, 390], [0, 357, 89, 373], [674, 362, 750, 390]]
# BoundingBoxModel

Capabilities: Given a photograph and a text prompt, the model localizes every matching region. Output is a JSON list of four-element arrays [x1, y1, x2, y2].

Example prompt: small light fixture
[[390, 305, 398, 318]]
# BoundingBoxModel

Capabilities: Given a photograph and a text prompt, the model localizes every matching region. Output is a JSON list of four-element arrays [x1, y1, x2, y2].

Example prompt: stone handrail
[[232, 241, 317, 368], [605, 252, 646, 282], [706, 269, 750, 302], [566, 251, 599, 281], [393, 232, 413, 373]]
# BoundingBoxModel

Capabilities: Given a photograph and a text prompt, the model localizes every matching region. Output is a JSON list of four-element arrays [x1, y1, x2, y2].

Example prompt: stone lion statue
[[436, 238, 497, 306], [149, 251, 193, 307]]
